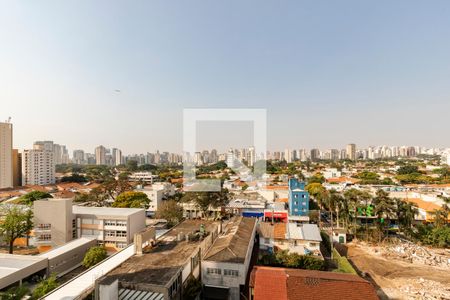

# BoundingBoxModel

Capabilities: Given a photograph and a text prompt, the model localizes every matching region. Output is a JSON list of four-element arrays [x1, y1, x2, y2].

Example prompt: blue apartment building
[[288, 178, 309, 216]]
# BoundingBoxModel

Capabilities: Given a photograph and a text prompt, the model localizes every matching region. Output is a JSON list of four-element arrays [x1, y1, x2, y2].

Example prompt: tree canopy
[[17, 191, 52, 206], [0, 205, 33, 254], [156, 200, 184, 227], [112, 191, 150, 208], [83, 246, 107, 268]]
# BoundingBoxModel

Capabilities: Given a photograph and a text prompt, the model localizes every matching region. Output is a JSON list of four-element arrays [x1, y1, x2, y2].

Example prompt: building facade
[[0, 122, 13, 189], [22, 148, 55, 185], [288, 178, 309, 216]]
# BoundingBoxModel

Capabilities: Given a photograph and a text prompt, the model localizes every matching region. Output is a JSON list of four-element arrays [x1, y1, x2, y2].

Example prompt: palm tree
[[395, 199, 418, 234], [373, 189, 396, 242]]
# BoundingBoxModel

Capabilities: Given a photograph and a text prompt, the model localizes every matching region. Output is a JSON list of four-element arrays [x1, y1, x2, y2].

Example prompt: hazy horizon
[[2, 1, 450, 154]]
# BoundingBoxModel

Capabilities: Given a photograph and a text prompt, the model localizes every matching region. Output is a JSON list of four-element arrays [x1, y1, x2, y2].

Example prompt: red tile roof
[[251, 267, 379, 300]]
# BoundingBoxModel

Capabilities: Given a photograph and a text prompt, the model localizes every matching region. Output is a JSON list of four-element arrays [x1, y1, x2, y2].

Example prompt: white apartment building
[[0, 122, 13, 189], [112, 148, 122, 166], [22, 148, 55, 185], [95, 145, 106, 165], [346, 144, 356, 160]]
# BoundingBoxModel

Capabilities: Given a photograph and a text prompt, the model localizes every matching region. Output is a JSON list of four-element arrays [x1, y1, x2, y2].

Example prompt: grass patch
[[333, 249, 357, 274]]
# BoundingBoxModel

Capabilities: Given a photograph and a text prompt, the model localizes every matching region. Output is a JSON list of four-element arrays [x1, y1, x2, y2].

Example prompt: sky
[[1, 0, 450, 154]]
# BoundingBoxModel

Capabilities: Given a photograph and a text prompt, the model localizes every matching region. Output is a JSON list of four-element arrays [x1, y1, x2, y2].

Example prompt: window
[[105, 231, 116, 237], [192, 254, 199, 269], [169, 277, 180, 298], [224, 269, 239, 277], [104, 220, 116, 226], [81, 219, 93, 225], [116, 231, 127, 237], [116, 220, 127, 227], [264, 238, 270, 244], [82, 229, 93, 236], [38, 233, 51, 241], [207, 268, 221, 275], [37, 223, 51, 230], [116, 242, 127, 249]]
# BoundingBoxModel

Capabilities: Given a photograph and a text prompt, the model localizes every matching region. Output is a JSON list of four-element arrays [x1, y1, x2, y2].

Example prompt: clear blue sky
[[1, 0, 449, 154]]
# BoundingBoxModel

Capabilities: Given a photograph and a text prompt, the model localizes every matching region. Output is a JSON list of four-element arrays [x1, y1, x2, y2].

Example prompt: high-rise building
[[346, 144, 356, 160], [0, 121, 13, 189], [73, 150, 85, 165], [247, 147, 256, 167], [112, 148, 122, 166], [12, 149, 22, 187], [310, 149, 320, 161], [34, 141, 54, 152], [284, 149, 292, 163], [22, 148, 55, 185], [226, 149, 235, 168], [95, 145, 106, 165]]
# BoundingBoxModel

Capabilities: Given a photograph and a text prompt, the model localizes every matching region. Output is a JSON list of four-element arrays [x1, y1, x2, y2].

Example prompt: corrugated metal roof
[[119, 288, 164, 300]]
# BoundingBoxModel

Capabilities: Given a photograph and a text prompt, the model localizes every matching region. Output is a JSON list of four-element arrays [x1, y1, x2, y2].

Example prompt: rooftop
[[287, 223, 322, 242], [204, 217, 256, 264], [0, 254, 47, 279], [250, 266, 379, 300], [100, 220, 217, 287], [73, 205, 144, 217], [39, 237, 96, 259]]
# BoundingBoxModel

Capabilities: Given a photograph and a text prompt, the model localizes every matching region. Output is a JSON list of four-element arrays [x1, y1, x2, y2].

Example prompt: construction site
[[346, 239, 450, 299]]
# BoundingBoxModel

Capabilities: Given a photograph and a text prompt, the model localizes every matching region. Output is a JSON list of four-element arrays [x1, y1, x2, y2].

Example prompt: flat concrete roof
[[0, 254, 46, 277], [39, 237, 96, 259], [101, 220, 217, 287], [73, 206, 144, 217], [0, 254, 48, 289]]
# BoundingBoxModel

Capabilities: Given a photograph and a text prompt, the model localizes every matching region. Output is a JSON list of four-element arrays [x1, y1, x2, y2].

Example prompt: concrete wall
[[46, 238, 97, 276], [99, 279, 119, 300], [34, 198, 75, 248], [128, 210, 146, 244]]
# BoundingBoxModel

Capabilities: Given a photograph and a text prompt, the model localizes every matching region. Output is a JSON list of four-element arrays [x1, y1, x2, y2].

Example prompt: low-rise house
[[258, 222, 322, 258], [226, 199, 265, 219], [202, 217, 257, 300], [249, 267, 379, 300]]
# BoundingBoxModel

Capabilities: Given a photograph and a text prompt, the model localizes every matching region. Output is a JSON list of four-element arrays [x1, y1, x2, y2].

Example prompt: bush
[[413, 225, 450, 248], [82, 246, 107, 268], [32, 274, 59, 299], [258, 250, 325, 270], [0, 285, 30, 300]]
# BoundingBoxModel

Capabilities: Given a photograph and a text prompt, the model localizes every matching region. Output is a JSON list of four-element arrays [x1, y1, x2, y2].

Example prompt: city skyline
[[2, 1, 450, 153]]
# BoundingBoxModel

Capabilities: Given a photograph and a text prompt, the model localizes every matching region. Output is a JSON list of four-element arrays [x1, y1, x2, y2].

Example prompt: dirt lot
[[347, 243, 450, 299]]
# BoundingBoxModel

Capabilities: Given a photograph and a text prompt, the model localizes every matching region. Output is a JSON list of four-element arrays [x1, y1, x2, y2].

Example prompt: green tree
[[0, 205, 33, 254], [306, 183, 327, 228], [182, 189, 229, 218], [397, 165, 420, 175], [156, 200, 184, 227], [82, 246, 107, 268], [32, 274, 59, 299], [112, 191, 150, 208], [17, 191, 52, 206], [0, 285, 30, 300], [395, 199, 418, 232], [373, 189, 396, 242]]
